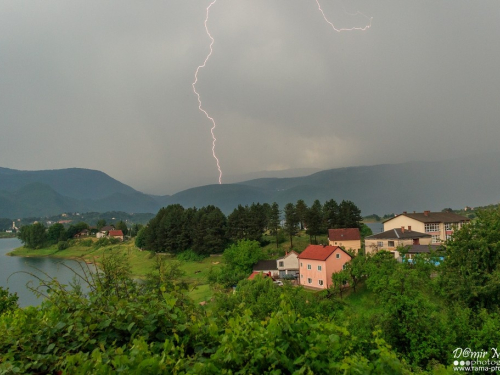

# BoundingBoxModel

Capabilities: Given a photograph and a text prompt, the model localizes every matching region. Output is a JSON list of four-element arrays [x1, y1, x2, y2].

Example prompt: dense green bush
[[94, 237, 119, 249], [0, 287, 18, 315], [57, 240, 70, 250], [176, 249, 205, 262], [79, 239, 93, 247]]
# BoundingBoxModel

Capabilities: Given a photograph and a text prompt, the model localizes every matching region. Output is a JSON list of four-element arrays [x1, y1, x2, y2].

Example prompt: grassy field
[[0, 233, 16, 239], [9, 239, 221, 303]]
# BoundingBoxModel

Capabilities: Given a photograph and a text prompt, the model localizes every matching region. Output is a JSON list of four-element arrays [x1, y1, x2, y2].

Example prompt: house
[[298, 245, 352, 289], [108, 230, 124, 241], [383, 211, 470, 244], [252, 260, 279, 278], [96, 225, 115, 239], [277, 251, 299, 279], [365, 227, 432, 256], [328, 228, 361, 253], [73, 229, 90, 238]]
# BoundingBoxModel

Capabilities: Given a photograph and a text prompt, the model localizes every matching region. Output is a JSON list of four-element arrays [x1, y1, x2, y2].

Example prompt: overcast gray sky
[[1, 1, 499, 195]]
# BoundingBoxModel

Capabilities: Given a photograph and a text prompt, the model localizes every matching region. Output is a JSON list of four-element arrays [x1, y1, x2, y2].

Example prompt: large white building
[[383, 211, 470, 244]]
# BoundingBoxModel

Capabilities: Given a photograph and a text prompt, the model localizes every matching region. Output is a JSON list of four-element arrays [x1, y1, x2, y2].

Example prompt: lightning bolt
[[192, 0, 223, 184], [192, 0, 371, 185], [315, 0, 372, 32]]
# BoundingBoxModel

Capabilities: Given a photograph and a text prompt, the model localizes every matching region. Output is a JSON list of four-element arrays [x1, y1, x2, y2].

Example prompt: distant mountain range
[[1, 153, 500, 218]]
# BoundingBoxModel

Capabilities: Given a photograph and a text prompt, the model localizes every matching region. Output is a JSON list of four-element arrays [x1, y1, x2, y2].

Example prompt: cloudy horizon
[[1, 1, 499, 195]]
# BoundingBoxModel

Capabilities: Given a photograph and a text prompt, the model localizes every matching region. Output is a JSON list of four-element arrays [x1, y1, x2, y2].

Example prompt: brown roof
[[253, 260, 278, 271], [248, 271, 272, 280], [298, 245, 352, 261], [328, 228, 361, 241], [384, 211, 469, 224], [366, 228, 431, 240], [108, 230, 124, 237], [101, 225, 115, 231]]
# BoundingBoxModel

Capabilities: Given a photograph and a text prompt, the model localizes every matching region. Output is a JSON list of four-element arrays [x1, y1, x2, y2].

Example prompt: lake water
[[0, 238, 95, 307]]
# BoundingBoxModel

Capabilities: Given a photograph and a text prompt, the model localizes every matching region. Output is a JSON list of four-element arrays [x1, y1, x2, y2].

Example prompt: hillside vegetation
[[2, 207, 500, 373]]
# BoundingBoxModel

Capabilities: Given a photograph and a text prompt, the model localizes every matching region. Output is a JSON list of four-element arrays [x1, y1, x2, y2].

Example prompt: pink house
[[298, 245, 352, 289]]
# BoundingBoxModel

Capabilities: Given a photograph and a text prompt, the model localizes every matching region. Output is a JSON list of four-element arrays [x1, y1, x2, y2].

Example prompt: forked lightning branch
[[192, 0, 372, 184]]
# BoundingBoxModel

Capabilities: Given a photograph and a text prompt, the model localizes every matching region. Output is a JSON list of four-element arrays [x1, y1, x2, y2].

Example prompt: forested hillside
[[3, 152, 500, 218]]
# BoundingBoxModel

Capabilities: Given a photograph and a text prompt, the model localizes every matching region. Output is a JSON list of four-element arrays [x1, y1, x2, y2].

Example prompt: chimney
[[424, 210, 430, 217], [408, 226, 412, 231], [401, 226, 405, 233], [323, 244, 326, 248]]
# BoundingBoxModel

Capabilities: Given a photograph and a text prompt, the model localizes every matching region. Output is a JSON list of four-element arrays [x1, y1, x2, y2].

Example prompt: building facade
[[298, 245, 352, 289], [365, 227, 432, 256], [328, 228, 361, 253], [383, 211, 469, 244]]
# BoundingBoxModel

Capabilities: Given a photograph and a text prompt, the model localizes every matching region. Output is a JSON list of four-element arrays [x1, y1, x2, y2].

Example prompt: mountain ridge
[[2, 153, 500, 218]]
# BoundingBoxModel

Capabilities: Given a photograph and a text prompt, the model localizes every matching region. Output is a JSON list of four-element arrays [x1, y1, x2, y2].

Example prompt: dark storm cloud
[[0, 1, 499, 194]]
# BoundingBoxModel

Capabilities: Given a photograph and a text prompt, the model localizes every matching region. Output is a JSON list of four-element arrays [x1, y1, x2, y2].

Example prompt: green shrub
[[79, 239, 93, 247], [57, 241, 70, 250], [0, 287, 18, 315], [176, 249, 205, 262], [94, 237, 120, 249]]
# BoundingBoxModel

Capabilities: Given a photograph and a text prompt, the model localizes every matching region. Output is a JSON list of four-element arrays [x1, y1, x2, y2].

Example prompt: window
[[342, 264, 347, 270], [446, 234, 452, 241], [318, 280, 324, 286], [307, 278, 312, 284], [388, 241, 395, 247], [317, 265, 322, 271], [307, 264, 311, 270], [300, 274, 303, 278], [377, 241, 384, 247], [278, 261, 284, 267], [336, 253, 341, 259], [300, 262, 303, 267], [445, 223, 454, 231], [432, 235, 441, 244], [425, 223, 440, 232]]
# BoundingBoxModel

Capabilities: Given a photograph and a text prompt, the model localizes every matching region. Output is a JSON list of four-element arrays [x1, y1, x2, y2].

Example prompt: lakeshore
[[7, 240, 216, 303]]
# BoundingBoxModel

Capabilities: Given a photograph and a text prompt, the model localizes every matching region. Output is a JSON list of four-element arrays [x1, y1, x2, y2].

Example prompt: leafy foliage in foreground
[[0, 251, 414, 374], [4, 208, 500, 374]]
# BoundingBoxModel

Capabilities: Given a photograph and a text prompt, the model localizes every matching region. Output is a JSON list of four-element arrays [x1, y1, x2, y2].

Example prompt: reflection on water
[[0, 238, 95, 307]]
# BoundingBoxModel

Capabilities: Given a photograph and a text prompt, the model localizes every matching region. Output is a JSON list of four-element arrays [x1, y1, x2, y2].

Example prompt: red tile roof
[[109, 230, 124, 237], [248, 271, 271, 280], [328, 228, 361, 241], [298, 245, 351, 261]]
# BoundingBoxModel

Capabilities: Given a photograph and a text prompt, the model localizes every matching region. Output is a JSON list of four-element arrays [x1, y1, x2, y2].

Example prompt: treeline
[[136, 199, 364, 254], [17, 220, 140, 249]]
